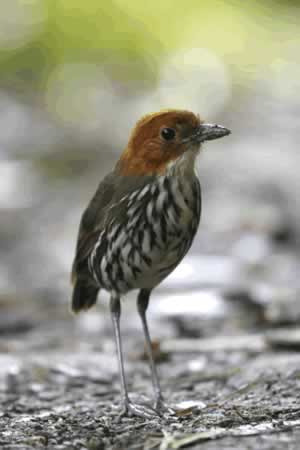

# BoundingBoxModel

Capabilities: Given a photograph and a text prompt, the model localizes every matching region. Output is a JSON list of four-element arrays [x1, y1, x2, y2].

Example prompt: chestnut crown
[[117, 109, 230, 175]]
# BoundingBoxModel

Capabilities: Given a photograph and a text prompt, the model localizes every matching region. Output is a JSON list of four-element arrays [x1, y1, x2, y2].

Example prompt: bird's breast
[[89, 174, 201, 293]]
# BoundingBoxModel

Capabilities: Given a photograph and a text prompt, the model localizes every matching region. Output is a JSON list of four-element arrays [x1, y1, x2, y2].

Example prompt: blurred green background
[[0, 0, 299, 320]]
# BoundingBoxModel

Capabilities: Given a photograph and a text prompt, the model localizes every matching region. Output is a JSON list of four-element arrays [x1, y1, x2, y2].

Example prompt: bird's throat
[[165, 147, 199, 178]]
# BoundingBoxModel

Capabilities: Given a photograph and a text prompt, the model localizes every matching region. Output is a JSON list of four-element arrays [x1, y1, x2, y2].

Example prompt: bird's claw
[[118, 401, 160, 421], [154, 397, 177, 416]]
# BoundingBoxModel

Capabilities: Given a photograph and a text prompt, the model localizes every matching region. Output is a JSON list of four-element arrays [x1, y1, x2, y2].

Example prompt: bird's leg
[[110, 293, 158, 420], [137, 289, 175, 415], [110, 294, 129, 408]]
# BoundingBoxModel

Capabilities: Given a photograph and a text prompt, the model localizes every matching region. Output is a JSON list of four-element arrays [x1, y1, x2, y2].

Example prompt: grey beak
[[195, 123, 231, 143]]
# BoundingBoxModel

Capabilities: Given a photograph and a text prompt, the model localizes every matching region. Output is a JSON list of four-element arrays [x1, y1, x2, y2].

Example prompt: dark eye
[[160, 127, 176, 141]]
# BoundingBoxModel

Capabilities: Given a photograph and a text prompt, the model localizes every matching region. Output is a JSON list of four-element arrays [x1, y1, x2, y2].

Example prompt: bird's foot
[[154, 396, 176, 416], [118, 400, 160, 421]]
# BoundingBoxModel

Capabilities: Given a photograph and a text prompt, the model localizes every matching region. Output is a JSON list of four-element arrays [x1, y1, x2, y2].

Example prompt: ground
[[1, 271, 300, 450]]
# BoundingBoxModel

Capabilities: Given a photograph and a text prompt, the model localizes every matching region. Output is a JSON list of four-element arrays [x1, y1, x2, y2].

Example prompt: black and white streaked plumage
[[71, 109, 230, 419]]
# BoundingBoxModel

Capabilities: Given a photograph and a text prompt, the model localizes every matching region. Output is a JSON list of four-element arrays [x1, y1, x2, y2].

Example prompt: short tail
[[71, 279, 99, 313]]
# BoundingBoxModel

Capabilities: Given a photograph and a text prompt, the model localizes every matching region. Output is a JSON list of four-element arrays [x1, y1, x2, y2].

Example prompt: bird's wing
[[71, 172, 117, 283], [71, 171, 154, 284]]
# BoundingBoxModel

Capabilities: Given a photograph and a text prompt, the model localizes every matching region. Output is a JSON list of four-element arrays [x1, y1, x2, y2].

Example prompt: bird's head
[[117, 109, 231, 176]]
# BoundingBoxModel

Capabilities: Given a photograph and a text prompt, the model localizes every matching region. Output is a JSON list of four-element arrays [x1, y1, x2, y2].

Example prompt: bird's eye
[[160, 127, 176, 141]]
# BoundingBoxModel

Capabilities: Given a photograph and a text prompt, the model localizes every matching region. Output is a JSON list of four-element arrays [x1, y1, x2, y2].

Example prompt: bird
[[71, 109, 231, 419]]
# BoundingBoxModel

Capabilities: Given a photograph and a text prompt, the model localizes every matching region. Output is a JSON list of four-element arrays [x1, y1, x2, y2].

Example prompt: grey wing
[[71, 172, 155, 283], [71, 172, 117, 284]]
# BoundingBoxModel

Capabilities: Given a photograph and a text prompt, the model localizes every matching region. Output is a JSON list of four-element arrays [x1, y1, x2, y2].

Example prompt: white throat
[[166, 147, 200, 177]]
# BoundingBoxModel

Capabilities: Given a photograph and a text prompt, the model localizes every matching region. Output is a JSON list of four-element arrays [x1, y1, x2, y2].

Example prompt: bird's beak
[[194, 123, 231, 143]]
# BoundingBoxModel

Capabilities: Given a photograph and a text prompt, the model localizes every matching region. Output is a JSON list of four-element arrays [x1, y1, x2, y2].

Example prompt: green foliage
[[0, 0, 299, 90]]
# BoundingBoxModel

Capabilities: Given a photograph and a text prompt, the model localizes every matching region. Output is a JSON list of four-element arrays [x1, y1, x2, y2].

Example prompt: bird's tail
[[71, 279, 99, 313]]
